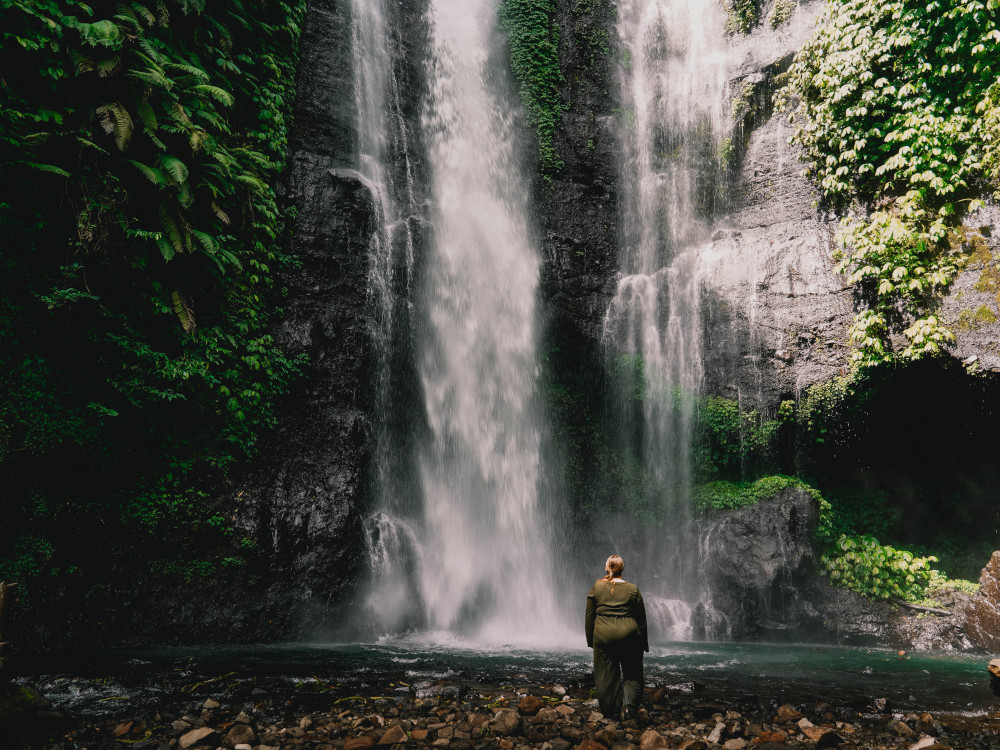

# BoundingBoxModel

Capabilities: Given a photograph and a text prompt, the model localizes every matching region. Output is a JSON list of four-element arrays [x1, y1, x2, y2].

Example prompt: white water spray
[[604, 0, 730, 601]]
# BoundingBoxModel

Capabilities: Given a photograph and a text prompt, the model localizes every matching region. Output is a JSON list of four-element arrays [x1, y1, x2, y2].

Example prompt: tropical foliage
[[0, 0, 306, 597], [779, 0, 1000, 366]]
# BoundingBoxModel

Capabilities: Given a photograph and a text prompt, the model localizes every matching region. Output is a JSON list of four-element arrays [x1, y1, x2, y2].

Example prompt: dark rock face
[[701, 489, 896, 644], [963, 550, 1000, 651], [540, 0, 622, 343], [225, 0, 383, 635]]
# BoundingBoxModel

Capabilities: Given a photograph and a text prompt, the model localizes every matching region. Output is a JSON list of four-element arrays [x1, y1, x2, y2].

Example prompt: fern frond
[[191, 230, 218, 255], [96, 55, 122, 77], [171, 290, 196, 332], [110, 102, 133, 150], [132, 2, 157, 26], [136, 100, 158, 131], [219, 247, 243, 271], [155, 0, 170, 26], [210, 202, 231, 225], [157, 237, 175, 261], [158, 155, 188, 184], [23, 162, 71, 177], [177, 181, 193, 208], [192, 84, 235, 107], [158, 203, 184, 252], [73, 52, 96, 74], [164, 61, 210, 81], [77, 137, 109, 155], [127, 159, 167, 187]]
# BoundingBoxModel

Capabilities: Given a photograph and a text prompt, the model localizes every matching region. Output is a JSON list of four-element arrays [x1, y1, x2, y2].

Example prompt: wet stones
[[964, 550, 1000, 651], [490, 708, 522, 736], [518, 696, 545, 716], [179, 727, 220, 749]]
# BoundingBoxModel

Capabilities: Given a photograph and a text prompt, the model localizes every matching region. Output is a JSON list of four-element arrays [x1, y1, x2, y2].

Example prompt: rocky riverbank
[[6, 674, 1000, 750]]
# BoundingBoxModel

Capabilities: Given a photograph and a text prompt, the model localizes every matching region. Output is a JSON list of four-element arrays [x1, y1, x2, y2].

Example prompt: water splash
[[604, 0, 730, 605], [414, 0, 566, 644]]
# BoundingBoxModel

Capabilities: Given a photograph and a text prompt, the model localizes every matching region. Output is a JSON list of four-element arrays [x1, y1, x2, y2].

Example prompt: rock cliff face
[[700, 489, 898, 644], [965, 550, 1000, 651]]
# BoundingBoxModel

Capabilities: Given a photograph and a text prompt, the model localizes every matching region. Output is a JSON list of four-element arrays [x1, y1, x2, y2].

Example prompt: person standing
[[585, 554, 649, 720]]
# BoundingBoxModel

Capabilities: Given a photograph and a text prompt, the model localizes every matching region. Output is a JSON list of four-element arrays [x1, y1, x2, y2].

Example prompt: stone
[[431, 740, 449, 748], [491, 708, 522, 737], [888, 719, 917, 737], [411, 730, 429, 740], [561, 727, 587, 743], [379, 725, 408, 745], [677, 741, 708, 750], [113, 721, 133, 737], [234, 745, 252, 750], [533, 709, 559, 724], [706, 723, 724, 745], [776, 705, 803, 721], [555, 704, 576, 716], [723, 740, 746, 750], [224, 724, 257, 747], [235, 710, 253, 724], [344, 736, 377, 750], [553, 685, 567, 697], [179, 728, 219, 750], [575, 741, 605, 750], [797, 717, 814, 730], [757, 730, 788, 743], [638, 729, 667, 750], [518, 696, 545, 716], [202, 698, 219, 710], [909, 739, 944, 750], [816, 732, 845, 750]]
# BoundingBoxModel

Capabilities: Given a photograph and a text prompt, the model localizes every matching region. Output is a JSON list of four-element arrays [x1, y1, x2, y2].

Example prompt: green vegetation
[[778, 0, 1000, 367], [725, 0, 760, 35], [499, 0, 566, 177], [0, 1, 306, 601], [821, 534, 939, 601], [768, 0, 796, 29]]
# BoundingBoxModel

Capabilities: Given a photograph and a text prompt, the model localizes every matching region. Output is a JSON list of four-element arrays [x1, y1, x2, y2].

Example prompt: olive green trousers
[[592, 615, 644, 718]]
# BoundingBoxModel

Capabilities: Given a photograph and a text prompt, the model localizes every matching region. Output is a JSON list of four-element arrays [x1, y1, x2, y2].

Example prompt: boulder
[[223, 724, 257, 747], [518, 695, 545, 715], [638, 729, 667, 750], [964, 551, 1000, 651], [490, 708, 522, 737], [379, 725, 407, 745]]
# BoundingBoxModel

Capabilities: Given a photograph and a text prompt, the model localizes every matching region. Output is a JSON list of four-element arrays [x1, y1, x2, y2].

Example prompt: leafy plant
[[821, 534, 938, 601], [499, 0, 567, 177], [778, 0, 1000, 367]]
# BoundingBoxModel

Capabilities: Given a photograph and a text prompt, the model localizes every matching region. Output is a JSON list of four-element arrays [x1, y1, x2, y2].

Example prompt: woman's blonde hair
[[601, 554, 625, 591]]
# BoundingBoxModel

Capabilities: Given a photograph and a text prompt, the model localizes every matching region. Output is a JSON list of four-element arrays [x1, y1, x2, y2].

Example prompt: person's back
[[584, 555, 648, 721]]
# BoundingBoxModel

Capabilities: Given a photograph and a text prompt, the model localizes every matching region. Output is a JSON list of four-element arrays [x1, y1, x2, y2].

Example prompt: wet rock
[[179, 727, 220, 749], [677, 740, 707, 750], [706, 723, 724, 744], [344, 736, 377, 750], [518, 696, 545, 716], [638, 729, 667, 750], [555, 704, 575, 716], [722, 740, 745, 750], [202, 698, 219, 710], [776, 704, 803, 722], [889, 719, 917, 737], [815, 731, 845, 750], [379, 725, 408, 745], [966, 551, 1000, 651], [533, 708, 559, 724], [223, 724, 257, 747], [113, 721, 133, 737], [575, 741, 606, 750], [491, 708, 522, 737]]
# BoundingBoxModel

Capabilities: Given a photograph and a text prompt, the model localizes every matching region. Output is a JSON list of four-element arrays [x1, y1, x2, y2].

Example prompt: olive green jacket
[[585, 579, 649, 651]]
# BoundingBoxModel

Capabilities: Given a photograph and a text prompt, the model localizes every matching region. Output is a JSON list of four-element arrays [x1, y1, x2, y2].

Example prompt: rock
[[234, 745, 252, 750], [706, 723, 724, 745], [815, 731, 845, 750], [235, 710, 253, 724], [113, 721, 133, 737], [723, 740, 746, 750], [575, 741, 606, 750], [889, 719, 917, 737], [411, 729, 429, 740], [909, 738, 938, 750], [561, 727, 588, 743], [555, 704, 576, 716], [379, 725, 408, 745], [344, 736, 377, 750], [638, 729, 667, 750], [518, 696, 545, 716], [797, 717, 814, 729], [677, 741, 708, 750], [553, 685, 567, 697], [179, 728, 220, 750], [776, 704, 803, 721], [757, 730, 788, 743], [491, 708, 522, 737], [224, 724, 257, 747], [202, 698, 219, 710], [431, 740, 449, 748], [965, 552, 1000, 651], [533, 708, 559, 724]]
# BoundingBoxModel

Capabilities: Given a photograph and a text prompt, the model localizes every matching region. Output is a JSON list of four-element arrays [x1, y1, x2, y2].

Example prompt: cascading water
[[352, 0, 425, 634], [360, 0, 568, 644], [603, 0, 730, 609], [413, 0, 565, 643]]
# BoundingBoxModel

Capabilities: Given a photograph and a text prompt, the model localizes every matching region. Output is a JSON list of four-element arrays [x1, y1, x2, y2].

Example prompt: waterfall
[[358, 0, 567, 644], [413, 0, 565, 643], [603, 0, 730, 605]]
